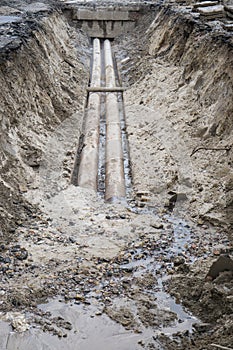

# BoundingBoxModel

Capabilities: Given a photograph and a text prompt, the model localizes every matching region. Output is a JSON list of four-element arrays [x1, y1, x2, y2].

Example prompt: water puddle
[[115, 212, 199, 336], [0, 300, 158, 350], [72, 211, 199, 340]]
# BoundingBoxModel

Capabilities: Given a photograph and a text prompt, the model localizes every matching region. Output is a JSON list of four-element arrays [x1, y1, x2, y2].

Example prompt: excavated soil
[[0, 1, 232, 350]]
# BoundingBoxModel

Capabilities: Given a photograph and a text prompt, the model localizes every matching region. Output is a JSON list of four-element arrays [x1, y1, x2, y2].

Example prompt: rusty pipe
[[78, 38, 101, 191], [104, 39, 126, 201]]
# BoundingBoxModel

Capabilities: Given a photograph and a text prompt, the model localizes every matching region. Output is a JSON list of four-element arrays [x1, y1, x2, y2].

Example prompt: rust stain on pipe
[[104, 39, 126, 201], [78, 38, 101, 191]]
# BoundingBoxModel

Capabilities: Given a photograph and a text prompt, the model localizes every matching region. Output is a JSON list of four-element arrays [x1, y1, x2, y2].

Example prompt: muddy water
[[117, 214, 199, 335], [0, 206, 200, 350], [0, 301, 149, 350]]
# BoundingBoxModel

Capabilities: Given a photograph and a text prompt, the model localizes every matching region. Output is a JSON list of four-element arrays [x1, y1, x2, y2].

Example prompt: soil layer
[[0, 1, 232, 350]]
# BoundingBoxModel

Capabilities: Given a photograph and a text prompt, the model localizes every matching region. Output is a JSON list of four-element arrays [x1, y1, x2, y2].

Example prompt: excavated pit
[[0, 1, 233, 349]]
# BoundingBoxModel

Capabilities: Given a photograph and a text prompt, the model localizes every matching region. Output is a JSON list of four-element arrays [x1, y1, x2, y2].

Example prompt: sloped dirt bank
[[116, 5, 233, 234], [0, 8, 90, 237], [0, 2, 232, 350]]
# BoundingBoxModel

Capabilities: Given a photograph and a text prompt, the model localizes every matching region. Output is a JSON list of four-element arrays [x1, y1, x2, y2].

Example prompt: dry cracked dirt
[[0, 0, 233, 349]]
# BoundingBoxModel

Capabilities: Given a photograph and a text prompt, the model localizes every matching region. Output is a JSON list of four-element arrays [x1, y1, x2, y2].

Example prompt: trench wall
[[150, 7, 233, 229], [148, 7, 233, 136], [0, 13, 89, 236], [117, 6, 233, 230]]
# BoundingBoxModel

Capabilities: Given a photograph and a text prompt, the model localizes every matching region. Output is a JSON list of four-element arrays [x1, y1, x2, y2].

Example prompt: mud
[[0, 1, 233, 350]]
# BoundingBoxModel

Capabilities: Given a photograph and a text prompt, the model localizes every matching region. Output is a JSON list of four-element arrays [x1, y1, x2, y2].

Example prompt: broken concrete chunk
[[206, 255, 233, 280]]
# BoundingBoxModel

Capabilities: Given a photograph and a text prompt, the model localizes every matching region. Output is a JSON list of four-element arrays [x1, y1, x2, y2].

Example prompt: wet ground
[[0, 1, 233, 349], [0, 182, 231, 349]]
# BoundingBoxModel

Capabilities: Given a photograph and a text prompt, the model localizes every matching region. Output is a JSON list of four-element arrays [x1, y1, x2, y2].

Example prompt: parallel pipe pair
[[78, 38, 126, 201]]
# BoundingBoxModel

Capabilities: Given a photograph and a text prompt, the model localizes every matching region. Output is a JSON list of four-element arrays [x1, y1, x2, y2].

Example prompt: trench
[[68, 33, 199, 345], [0, 2, 233, 350]]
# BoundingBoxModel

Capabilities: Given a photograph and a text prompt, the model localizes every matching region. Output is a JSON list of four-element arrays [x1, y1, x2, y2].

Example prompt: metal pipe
[[78, 38, 101, 191], [104, 39, 126, 201], [87, 87, 126, 92]]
